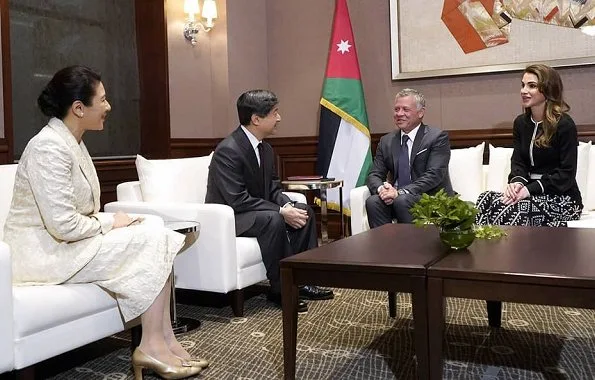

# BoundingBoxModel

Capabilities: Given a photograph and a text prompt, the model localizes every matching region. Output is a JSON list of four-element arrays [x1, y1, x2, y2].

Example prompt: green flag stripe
[[356, 152, 373, 187], [321, 78, 369, 128]]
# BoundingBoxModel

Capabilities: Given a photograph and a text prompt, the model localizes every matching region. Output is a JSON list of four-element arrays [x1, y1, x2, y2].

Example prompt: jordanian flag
[[316, 0, 372, 215]]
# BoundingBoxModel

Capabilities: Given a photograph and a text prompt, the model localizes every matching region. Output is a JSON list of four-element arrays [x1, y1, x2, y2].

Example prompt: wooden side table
[[281, 179, 344, 244]]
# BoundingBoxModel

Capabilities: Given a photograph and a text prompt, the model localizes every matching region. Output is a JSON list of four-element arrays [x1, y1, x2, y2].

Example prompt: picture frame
[[390, 0, 595, 80]]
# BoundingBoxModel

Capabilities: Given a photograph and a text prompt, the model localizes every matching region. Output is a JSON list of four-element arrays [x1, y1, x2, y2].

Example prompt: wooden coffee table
[[280, 224, 450, 380], [427, 226, 595, 379]]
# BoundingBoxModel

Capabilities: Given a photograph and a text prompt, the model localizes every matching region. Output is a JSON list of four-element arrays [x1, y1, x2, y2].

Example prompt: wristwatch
[[397, 188, 407, 196]]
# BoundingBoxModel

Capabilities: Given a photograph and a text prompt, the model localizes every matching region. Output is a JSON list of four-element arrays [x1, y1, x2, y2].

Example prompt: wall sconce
[[183, 0, 218, 46]]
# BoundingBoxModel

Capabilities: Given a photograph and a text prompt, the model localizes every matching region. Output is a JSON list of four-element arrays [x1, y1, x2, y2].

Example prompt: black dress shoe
[[299, 285, 334, 301], [267, 292, 308, 313]]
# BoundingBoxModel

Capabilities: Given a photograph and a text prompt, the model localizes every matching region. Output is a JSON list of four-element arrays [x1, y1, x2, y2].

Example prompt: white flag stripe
[[325, 118, 370, 211]]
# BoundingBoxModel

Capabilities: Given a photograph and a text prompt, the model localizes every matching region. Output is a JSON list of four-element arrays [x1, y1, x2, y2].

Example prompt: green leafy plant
[[473, 224, 507, 240], [410, 189, 477, 231], [410, 189, 506, 240]]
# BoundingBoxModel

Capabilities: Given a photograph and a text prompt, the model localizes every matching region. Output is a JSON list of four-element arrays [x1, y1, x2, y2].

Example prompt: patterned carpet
[[5, 287, 595, 379]]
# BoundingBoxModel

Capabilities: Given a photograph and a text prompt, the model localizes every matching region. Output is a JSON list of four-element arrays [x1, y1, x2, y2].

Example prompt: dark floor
[[2, 287, 595, 379]]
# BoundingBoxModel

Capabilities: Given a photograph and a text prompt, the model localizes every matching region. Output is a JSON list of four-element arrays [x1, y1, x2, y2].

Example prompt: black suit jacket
[[206, 127, 290, 235], [366, 124, 453, 196]]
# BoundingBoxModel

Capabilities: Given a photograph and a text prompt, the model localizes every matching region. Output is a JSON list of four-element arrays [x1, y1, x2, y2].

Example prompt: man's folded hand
[[280, 204, 308, 229]]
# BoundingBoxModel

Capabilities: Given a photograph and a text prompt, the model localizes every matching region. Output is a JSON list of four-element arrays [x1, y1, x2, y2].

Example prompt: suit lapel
[[391, 132, 401, 182], [410, 124, 426, 165], [232, 127, 264, 192], [48, 118, 101, 212]]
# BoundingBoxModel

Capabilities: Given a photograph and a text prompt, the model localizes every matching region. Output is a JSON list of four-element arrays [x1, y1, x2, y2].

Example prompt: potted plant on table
[[409, 189, 505, 250]]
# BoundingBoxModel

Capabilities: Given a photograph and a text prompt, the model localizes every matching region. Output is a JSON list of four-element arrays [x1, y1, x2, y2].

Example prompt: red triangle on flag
[[325, 0, 361, 80]]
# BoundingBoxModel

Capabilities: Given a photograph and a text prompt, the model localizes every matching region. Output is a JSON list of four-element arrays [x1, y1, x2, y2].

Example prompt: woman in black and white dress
[[475, 64, 582, 227]]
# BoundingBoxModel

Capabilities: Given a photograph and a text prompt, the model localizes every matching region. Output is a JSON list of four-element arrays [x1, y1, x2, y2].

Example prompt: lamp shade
[[184, 0, 200, 16], [201, 0, 218, 20]]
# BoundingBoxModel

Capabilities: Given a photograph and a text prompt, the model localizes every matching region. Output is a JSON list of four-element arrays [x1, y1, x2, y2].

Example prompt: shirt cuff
[[279, 202, 293, 213]]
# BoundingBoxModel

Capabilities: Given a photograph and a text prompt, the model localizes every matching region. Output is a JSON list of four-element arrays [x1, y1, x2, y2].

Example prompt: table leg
[[411, 277, 429, 380], [170, 269, 201, 334], [281, 268, 298, 380], [486, 300, 502, 328], [320, 187, 329, 244], [339, 187, 344, 238], [427, 277, 445, 380], [388, 291, 397, 318]]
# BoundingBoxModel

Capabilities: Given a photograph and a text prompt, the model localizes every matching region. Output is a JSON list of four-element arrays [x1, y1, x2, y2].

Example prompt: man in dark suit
[[366, 88, 453, 227], [206, 90, 333, 313]]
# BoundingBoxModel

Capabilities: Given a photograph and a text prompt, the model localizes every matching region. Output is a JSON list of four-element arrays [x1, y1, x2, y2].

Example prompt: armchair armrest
[[0, 241, 15, 372], [104, 201, 240, 292], [349, 186, 371, 235]]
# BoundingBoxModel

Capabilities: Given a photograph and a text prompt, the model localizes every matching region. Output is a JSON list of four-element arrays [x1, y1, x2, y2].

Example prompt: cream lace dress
[[3, 118, 184, 322]]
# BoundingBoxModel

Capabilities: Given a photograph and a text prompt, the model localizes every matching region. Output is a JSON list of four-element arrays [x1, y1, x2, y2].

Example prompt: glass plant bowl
[[439, 226, 475, 250]]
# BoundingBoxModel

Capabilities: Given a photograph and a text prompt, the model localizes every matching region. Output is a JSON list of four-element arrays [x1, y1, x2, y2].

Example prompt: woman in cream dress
[[3, 66, 206, 379]]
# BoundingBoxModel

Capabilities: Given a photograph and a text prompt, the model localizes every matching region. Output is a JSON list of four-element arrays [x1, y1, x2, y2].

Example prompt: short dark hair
[[37, 65, 102, 119], [236, 90, 278, 126]]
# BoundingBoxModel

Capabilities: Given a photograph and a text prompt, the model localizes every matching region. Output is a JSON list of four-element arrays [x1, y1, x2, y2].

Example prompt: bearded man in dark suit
[[366, 88, 454, 227], [206, 90, 333, 313]]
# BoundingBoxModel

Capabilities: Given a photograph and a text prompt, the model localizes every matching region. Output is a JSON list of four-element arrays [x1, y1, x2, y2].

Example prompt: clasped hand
[[113, 210, 144, 228], [379, 182, 398, 205], [280, 204, 308, 229], [500, 182, 530, 205]]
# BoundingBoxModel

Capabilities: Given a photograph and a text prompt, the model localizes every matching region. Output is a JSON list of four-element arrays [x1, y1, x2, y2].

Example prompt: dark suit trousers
[[238, 203, 317, 293], [365, 193, 421, 227]]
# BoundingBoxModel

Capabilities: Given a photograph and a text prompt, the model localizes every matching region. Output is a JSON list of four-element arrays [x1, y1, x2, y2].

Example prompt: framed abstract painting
[[390, 0, 595, 80]]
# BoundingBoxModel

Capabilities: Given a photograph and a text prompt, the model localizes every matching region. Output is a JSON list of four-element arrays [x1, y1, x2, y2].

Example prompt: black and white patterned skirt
[[475, 191, 582, 227]]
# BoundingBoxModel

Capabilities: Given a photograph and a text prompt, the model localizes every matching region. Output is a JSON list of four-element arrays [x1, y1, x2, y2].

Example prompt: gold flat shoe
[[175, 354, 210, 369], [132, 348, 202, 379]]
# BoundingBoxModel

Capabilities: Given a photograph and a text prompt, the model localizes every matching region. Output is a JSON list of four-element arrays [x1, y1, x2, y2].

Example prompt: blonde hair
[[524, 64, 570, 147]]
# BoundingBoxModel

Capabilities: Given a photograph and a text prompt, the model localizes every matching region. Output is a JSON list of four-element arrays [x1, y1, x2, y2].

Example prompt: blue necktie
[[397, 134, 411, 187]]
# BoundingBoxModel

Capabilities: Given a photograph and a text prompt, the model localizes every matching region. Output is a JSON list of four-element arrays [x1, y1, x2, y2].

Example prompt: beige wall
[[1, 1, 592, 140], [167, 0, 269, 138], [167, 0, 595, 139]]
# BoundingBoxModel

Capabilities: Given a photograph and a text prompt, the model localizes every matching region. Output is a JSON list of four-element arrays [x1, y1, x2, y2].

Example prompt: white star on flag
[[336, 39, 352, 54]]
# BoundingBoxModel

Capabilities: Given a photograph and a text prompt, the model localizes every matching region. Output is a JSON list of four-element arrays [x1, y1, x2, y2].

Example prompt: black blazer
[[509, 113, 581, 204], [366, 123, 453, 196], [206, 127, 290, 235]]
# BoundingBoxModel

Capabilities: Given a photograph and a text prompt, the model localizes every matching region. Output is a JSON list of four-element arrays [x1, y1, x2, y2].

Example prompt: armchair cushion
[[135, 153, 213, 203], [486, 144, 513, 192], [449, 142, 485, 202], [13, 285, 119, 339], [577, 141, 591, 206]]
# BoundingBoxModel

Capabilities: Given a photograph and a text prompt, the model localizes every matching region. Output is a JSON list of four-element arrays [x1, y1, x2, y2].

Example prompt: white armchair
[[350, 186, 371, 235], [105, 180, 306, 317], [0, 241, 14, 375], [1, 164, 139, 378]]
